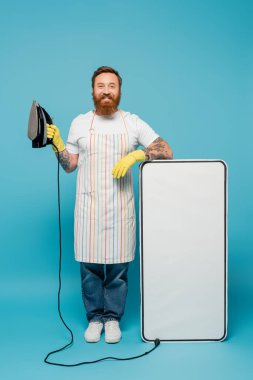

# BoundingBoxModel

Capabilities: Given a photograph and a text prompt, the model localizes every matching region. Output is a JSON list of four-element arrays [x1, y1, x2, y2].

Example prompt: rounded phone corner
[[141, 329, 149, 343], [139, 161, 149, 170], [218, 327, 228, 342], [217, 159, 228, 171]]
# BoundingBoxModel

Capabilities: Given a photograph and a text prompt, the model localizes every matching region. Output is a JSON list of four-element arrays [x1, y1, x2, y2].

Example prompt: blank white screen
[[140, 160, 227, 342]]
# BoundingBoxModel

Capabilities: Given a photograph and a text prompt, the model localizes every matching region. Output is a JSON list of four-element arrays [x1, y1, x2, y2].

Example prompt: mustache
[[101, 95, 113, 99]]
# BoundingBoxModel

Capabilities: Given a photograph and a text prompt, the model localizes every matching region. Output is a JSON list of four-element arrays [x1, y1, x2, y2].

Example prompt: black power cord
[[44, 144, 160, 367]]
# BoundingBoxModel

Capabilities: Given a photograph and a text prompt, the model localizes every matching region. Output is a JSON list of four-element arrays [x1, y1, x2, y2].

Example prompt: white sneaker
[[104, 320, 122, 343], [84, 321, 103, 343]]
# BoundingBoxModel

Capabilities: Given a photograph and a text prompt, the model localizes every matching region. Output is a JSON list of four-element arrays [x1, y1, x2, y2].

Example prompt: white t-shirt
[[65, 109, 159, 166]]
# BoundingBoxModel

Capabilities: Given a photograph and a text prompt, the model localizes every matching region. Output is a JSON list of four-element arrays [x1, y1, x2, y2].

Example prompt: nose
[[102, 85, 111, 95]]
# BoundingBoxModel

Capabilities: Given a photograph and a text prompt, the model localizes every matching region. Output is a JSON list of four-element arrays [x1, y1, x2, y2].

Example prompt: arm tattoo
[[56, 149, 72, 171], [143, 137, 173, 160]]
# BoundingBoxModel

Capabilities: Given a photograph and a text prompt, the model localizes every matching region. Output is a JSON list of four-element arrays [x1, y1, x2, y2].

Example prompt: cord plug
[[154, 338, 160, 347]]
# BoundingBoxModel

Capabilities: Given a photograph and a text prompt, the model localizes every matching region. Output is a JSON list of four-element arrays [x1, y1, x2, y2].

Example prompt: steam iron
[[28, 100, 53, 148]]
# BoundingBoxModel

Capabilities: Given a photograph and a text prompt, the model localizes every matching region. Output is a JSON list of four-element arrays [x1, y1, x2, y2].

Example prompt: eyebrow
[[96, 82, 117, 85]]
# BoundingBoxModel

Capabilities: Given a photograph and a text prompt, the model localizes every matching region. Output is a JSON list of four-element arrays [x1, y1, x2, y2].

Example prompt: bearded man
[[47, 66, 173, 344]]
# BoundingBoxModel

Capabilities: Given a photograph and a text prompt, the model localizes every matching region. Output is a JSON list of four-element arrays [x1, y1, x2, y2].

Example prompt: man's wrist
[[55, 149, 72, 172], [143, 149, 150, 161]]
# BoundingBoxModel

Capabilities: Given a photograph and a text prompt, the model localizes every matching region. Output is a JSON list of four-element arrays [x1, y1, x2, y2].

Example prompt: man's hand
[[112, 150, 146, 179], [46, 123, 65, 153]]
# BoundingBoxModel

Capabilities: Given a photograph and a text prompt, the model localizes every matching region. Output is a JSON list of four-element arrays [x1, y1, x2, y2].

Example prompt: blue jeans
[[80, 262, 130, 323]]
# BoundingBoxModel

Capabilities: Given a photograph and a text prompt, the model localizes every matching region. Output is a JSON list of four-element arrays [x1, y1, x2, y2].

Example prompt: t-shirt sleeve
[[136, 115, 159, 148], [65, 120, 79, 154]]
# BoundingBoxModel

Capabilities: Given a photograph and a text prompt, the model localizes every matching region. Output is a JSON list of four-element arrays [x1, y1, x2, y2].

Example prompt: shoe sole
[[85, 338, 101, 343], [105, 337, 121, 343]]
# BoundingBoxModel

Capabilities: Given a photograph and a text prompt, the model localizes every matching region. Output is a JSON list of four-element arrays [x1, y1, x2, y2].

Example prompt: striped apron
[[74, 110, 136, 264]]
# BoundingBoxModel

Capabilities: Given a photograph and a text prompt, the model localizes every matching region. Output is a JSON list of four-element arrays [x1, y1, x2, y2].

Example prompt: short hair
[[92, 66, 122, 88]]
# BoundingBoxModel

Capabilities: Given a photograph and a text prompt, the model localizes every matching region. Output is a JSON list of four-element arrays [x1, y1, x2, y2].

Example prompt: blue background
[[1, 0, 252, 378]]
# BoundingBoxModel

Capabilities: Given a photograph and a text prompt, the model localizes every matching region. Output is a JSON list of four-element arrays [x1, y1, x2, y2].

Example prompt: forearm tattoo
[[143, 137, 173, 160], [56, 149, 72, 171]]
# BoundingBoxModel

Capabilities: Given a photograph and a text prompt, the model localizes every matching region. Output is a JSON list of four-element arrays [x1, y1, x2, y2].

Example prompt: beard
[[92, 91, 121, 115]]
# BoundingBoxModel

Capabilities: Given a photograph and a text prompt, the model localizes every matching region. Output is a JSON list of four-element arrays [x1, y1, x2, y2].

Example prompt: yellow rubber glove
[[46, 123, 65, 153], [112, 150, 146, 179]]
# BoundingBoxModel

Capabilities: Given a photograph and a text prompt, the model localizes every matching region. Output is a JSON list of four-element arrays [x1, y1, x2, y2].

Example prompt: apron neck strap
[[89, 109, 128, 135]]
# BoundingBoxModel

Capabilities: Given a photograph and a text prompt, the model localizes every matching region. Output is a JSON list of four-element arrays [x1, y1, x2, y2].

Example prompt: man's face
[[92, 72, 121, 115]]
